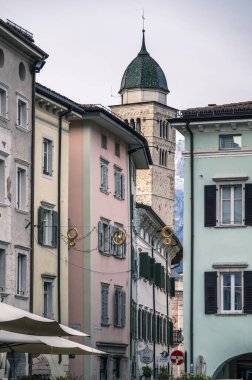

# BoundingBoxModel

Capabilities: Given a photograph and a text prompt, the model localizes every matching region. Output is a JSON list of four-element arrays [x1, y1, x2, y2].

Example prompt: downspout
[[185, 120, 194, 372], [30, 72, 35, 314], [166, 249, 169, 374], [58, 108, 72, 364]]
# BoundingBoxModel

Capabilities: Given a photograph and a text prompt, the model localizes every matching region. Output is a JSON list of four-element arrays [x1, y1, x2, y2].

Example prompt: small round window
[[19, 62, 26, 81], [0, 49, 4, 68]]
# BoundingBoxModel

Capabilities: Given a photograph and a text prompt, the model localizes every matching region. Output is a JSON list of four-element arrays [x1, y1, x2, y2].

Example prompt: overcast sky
[[2, 0, 252, 110]]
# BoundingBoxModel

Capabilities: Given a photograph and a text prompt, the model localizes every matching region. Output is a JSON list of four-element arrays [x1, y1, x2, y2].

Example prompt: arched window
[[130, 119, 135, 129], [165, 123, 168, 139], [165, 151, 167, 167], [124, 119, 129, 124], [162, 121, 166, 139], [136, 118, 141, 132], [160, 121, 162, 137], [159, 149, 162, 165]]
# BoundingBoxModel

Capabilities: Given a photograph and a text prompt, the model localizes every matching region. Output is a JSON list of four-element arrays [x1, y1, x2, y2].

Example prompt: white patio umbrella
[[0, 303, 88, 337], [0, 330, 106, 355]]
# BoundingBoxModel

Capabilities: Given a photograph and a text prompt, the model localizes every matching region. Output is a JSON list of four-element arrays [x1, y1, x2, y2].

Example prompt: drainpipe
[[185, 120, 194, 373], [58, 108, 72, 364], [30, 72, 35, 314]]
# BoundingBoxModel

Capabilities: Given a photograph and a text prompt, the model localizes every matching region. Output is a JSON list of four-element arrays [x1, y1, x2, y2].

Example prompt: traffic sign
[[170, 350, 184, 365]]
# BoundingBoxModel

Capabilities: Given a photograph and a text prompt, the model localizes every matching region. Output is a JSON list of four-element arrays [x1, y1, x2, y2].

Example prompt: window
[[0, 159, 5, 203], [221, 272, 242, 313], [219, 134, 241, 150], [114, 288, 126, 327], [204, 270, 252, 315], [130, 119, 135, 129], [115, 142, 120, 157], [16, 167, 26, 210], [159, 149, 167, 166], [43, 138, 53, 176], [17, 97, 28, 129], [0, 87, 7, 118], [17, 253, 27, 296], [0, 248, 6, 292], [101, 283, 109, 326], [100, 159, 108, 192], [114, 167, 125, 199], [136, 118, 141, 132], [38, 206, 58, 247], [205, 183, 252, 227], [43, 278, 54, 318], [220, 185, 242, 225], [98, 221, 126, 258], [101, 135, 107, 149]]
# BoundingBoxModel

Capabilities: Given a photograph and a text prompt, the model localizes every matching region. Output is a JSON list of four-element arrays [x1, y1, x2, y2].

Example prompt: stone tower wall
[[111, 102, 176, 225]]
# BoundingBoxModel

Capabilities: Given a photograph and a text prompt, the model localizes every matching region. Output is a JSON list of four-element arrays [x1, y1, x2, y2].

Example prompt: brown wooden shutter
[[204, 271, 217, 314], [245, 184, 252, 226], [244, 271, 252, 314], [204, 185, 216, 227]]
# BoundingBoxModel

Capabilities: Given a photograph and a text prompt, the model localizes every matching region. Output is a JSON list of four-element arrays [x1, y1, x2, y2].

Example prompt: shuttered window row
[[139, 252, 175, 296], [134, 308, 174, 346]]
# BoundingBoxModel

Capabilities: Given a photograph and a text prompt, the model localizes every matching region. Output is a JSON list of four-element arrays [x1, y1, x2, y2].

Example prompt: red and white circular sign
[[170, 350, 184, 365]]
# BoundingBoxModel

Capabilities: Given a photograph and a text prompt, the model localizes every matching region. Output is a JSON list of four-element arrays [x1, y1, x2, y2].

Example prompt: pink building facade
[[68, 107, 151, 379]]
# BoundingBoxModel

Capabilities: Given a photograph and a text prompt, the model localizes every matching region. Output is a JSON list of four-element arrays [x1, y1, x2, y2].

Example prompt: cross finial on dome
[[139, 10, 149, 55]]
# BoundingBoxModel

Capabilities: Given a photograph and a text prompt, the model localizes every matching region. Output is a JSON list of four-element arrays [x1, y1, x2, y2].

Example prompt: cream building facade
[[33, 83, 82, 377]]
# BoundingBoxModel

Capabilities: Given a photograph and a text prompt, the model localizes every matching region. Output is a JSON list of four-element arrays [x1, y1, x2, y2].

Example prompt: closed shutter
[[138, 309, 142, 340], [114, 170, 120, 197], [21, 256, 27, 294], [122, 240, 126, 258], [168, 320, 173, 346], [148, 312, 152, 341], [0, 250, 5, 290], [139, 252, 150, 279], [169, 277, 175, 297], [166, 273, 169, 293], [160, 316, 163, 344], [244, 271, 252, 314], [121, 174, 125, 199], [38, 207, 45, 245], [121, 291, 126, 327], [152, 314, 156, 342], [150, 258, 155, 282], [204, 271, 217, 314], [156, 316, 160, 343], [52, 211, 58, 248], [98, 221, 104, 252], [155, 263, 162, 288], [103, 164, 108, 190], [163, 318, 167, 344], [204, 185, 216, 227], [160, 266, 165, 290], [114, 289, 119, 326], [48, 142, 53, 175], [109, 225, 116, 255], [101, 284, 109, 325], [245, 184, 252, 226], [142, 310, 146, 340]]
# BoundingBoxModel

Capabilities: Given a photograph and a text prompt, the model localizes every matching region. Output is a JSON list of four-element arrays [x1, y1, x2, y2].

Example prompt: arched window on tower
[[162, 121, 166, 139], [160, 121, 162, 137], [136, 118, 141, 132], [159, 149, 162, 165], [165, 123, 168, 139], [165, 150, 167, 167], [130, 119, 135, 129]]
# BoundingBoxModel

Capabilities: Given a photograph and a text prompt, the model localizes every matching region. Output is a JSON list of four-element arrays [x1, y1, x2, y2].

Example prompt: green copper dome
[[119, 30, 169, 94]]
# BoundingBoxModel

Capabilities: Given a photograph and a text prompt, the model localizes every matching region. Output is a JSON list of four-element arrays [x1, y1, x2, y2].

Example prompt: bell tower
[[110, 29, 176, 226]]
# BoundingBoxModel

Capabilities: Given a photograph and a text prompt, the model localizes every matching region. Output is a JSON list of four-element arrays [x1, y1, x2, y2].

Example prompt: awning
[[0, 330, 106, 355], [0, 303, 87, 337]]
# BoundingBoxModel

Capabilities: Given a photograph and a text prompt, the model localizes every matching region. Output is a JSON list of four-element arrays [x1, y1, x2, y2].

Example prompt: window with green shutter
[[142, 310, 147, 341], [150, 257, 155, 283], [139, 252, 150, 280], [147, 312, 152, 341], [152, 314, 156, 342], [169, 277, 175, 297], [155, 263, 162, 288], [38, 207, 58, 248], [167, 319, 174, 346], [160, 266, 165, 290], [138, 308, 142, 340]]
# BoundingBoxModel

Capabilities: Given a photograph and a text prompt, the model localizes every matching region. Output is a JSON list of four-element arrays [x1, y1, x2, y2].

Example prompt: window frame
[[219, 271, 243, 314], [16, 94, 29, 130], [0, 156, 5, 204], [42, 137, 53, 177], [219, 134, 241, 151], [216, 181, 245, 226], [42, 276, 54, 319], [16, 252, 27, 296], [0, 82, 8, 119], [16, 165, 27, 211]]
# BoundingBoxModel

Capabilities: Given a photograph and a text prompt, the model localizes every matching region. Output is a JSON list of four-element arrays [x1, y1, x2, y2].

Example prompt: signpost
[[170, 350, 184, 365]]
